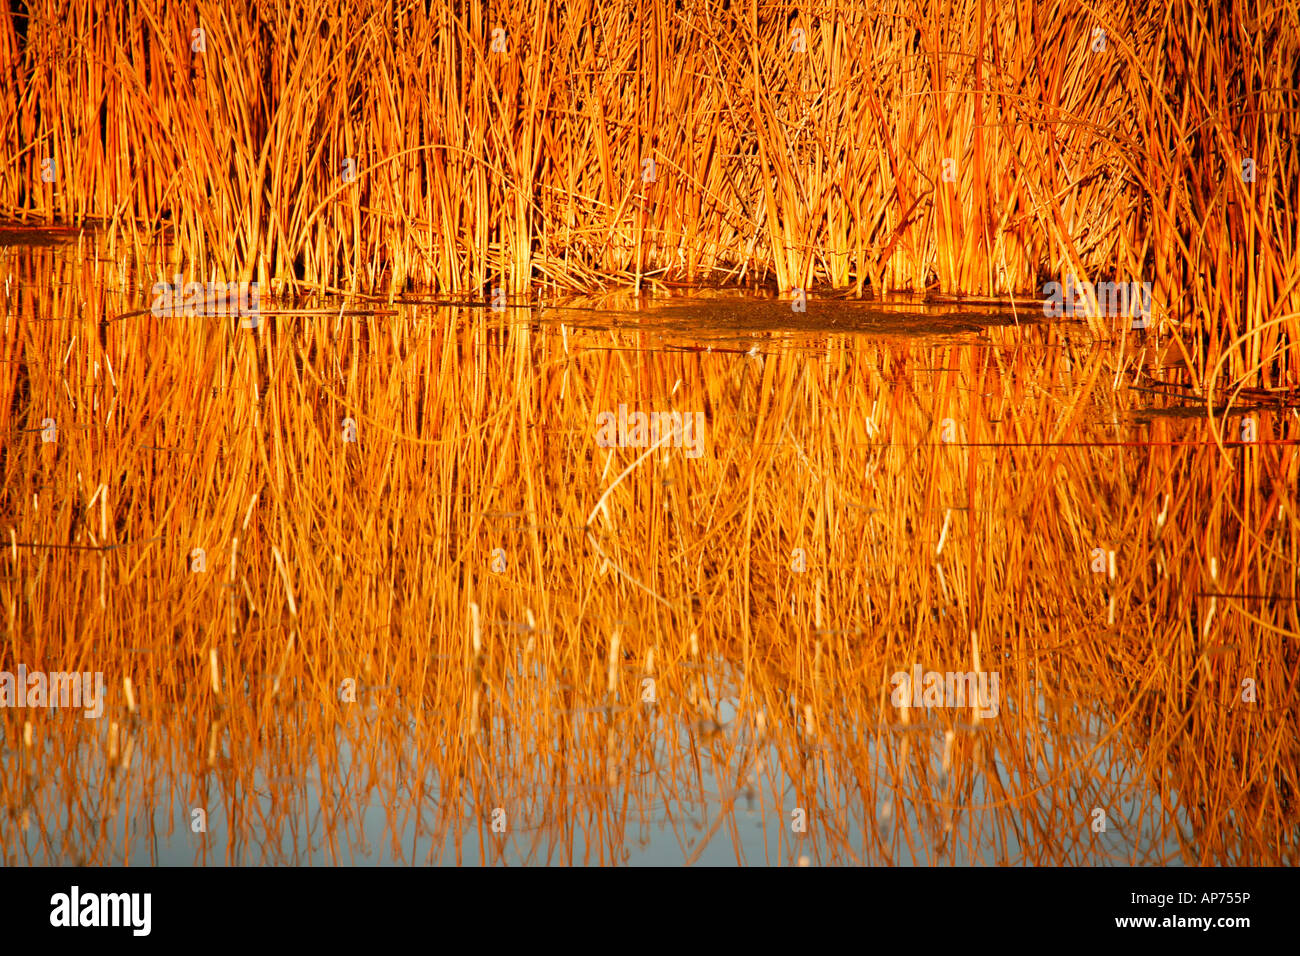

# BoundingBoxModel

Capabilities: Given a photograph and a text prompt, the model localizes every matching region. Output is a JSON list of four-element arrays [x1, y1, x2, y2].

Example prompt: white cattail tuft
[[209, 647, 221, 695], [607, 629, 621, 695]]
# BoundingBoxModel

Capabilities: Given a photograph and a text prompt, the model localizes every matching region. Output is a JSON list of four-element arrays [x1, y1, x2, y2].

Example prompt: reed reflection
[[1, 246, 1296, 865]]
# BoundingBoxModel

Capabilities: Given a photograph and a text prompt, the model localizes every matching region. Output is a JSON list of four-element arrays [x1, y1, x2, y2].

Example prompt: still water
[[1, 229, 1296, 865]]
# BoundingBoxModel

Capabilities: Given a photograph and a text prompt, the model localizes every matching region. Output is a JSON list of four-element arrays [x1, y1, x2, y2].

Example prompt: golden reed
[[1, 0, 1297, 387]]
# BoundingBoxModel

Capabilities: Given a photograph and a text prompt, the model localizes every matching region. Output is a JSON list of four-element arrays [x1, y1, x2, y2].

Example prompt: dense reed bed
[[2, 242, 1296, 863], [1, 0, 1297, 386]]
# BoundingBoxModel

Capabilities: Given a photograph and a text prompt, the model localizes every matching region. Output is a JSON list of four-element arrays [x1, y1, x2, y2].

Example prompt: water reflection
[[1, 231, 1296, 865]]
